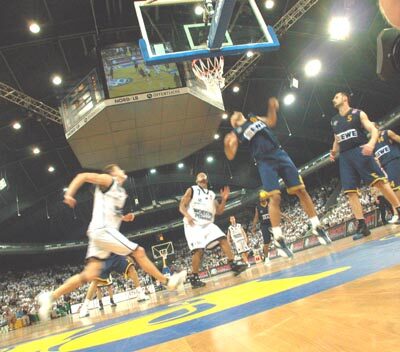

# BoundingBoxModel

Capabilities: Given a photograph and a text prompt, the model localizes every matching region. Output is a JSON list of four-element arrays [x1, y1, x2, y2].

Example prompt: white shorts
[[86, 228, 138, 260], [233, 239, 250, 254], [184, 222, 226, 251]]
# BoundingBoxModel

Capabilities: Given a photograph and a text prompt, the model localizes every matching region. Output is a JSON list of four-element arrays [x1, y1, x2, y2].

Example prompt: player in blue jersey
[[330, 92, 400, 240], [224, 97, 331, 258], [374, 126, 400, 223]]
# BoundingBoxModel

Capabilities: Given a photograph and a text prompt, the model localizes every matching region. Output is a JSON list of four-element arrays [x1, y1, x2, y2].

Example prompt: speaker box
[[377, 28, 400, 81]]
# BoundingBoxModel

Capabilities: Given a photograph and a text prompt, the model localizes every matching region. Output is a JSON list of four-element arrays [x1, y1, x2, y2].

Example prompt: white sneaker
[[247, 263, 251, 268], [388, 215, 399, 224], [137, 288, 150, 302], [167, 270, 187, 291], [79, 303, 89, 318], [38, 291, 53, 322], [264, 258, 271, 266]]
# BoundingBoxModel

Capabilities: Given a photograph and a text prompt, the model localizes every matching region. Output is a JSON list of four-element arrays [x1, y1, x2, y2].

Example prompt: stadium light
[[206, 156, 214, 163], [246, 50, 254, 58], [232, 85, 240, 93], [0, 178, 7, 191], [177, 163, 184, 169], [214, 134, 220, 140], [52, 75, 62, 85], [265, 0, 275, 10], [48, 166, 55, 173], [33, 147, 40, 155], [194, 5, 204, 15], [29, 22, 40, 34], [150, 168, 157, 174], [329, 17, 350, 41], [222, 113, 228, 119], [304, 59, 322, 77], [13, 122, 21, 130], [283, 93, 296, 106]]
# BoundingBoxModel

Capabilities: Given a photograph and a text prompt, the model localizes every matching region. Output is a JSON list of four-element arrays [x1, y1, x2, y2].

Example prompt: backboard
[[134, 0, 280, 65], [152, 241, 175, 259]]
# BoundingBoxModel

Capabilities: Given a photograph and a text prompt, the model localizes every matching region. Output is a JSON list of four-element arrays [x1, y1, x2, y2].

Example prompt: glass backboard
[[134, 0, 280, 64]]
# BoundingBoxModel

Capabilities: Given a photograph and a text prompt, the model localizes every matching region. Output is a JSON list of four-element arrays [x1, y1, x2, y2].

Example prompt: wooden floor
[[2, 226, 400, 352]]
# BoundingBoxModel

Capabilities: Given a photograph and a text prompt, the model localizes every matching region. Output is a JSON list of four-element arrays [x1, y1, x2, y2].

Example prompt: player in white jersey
[[179, 172, 247, 288], [38, 164, 186, 320], [227, 216, 250, 267]]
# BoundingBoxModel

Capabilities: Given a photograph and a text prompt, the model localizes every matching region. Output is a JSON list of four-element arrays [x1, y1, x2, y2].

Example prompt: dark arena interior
[[0, 1, 399, 351]]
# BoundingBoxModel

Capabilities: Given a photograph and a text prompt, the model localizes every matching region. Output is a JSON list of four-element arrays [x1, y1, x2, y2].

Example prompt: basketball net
[[192, 56, 225, 90]]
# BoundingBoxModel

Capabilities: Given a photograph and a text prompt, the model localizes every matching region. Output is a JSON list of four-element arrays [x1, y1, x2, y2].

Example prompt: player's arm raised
[[387, 130, 400, 144], [64, 173, 113, 208], [215, 186, 230, 215], [179, 187, 195, 226], [256, 97, 279, 128], [360, 111, 379, 156], [224, 132, 239, 160]]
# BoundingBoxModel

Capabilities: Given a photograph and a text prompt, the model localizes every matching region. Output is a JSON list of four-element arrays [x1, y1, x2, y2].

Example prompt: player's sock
[[98, 299, 104, 310], [271, 226, 283, 240], [110, 298, 115, 305], [309, 216, 321, 229]]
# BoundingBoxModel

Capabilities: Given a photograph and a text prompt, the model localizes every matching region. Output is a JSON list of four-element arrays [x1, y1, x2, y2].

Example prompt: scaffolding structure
[[0, 81, 62, 124]]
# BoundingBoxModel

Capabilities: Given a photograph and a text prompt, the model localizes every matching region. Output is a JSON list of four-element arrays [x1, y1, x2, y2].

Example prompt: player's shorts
[[261, 224, 273, 244], [184, 222, 226, 251], [86, 228, 138, 260], [233, 239, 250, 254], [96, 254, 133, 287], [383, 158, 400, 191], [256, 148, 305, 197], [339, 147, 386, 193]]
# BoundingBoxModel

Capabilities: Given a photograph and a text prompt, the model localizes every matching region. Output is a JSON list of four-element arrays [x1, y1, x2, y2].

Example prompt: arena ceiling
[[0, 0, 398, 244]]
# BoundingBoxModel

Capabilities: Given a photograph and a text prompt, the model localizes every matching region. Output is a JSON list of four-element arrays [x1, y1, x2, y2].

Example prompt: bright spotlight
[[0, 178, 7, 191], [329, 17, 350, 41], [194, 5, 204, 15], [33, 147, 41, 155], [29, 22, 41, 34], [222, 113, 228, 120], [13, 122, 21, 130], [206, 156, 214, 163], [246, 50, 254, 58], [265, 0, 275, 9], [304, 59, 322, 77], [283, 93, 296, 106], [150, 168, 156, 174], [48, 166, 55, 173], [178, 163, 184, 169], [214, 134, 220, 140], [52, 75, 62, 85], [232, 85, 240, 93]]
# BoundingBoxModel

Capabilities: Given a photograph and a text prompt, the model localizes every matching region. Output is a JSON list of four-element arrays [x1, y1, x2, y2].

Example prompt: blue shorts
[[339, 147, 386, 193], [97, 254, 132, 282], [261, 224, 273, 244], [383, 158, 400, 191], [257, 148, 304, 196]]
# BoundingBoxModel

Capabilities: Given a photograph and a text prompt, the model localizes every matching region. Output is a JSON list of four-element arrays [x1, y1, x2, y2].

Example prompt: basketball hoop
[[192, 56, 225, 89]]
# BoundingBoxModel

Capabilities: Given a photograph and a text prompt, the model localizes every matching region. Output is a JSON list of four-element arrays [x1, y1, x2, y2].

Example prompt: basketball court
[[1, 1, 399, 352], [2, 226, 400, 351]]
